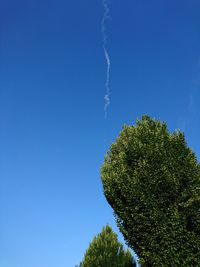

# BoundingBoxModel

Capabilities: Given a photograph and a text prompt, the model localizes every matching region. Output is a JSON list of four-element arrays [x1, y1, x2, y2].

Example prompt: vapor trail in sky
[[102, 0, 111, 119]]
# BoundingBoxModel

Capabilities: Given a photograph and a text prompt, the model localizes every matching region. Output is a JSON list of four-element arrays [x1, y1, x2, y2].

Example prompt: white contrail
[[102, 0, 111, 119]]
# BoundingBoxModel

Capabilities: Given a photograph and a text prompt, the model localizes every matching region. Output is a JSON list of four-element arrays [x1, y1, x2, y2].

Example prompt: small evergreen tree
[[79, 225, 136, 267]]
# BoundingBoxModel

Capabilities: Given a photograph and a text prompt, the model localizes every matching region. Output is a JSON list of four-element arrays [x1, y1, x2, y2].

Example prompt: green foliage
[[101, 116, 200, 266], [79, 225, 136, 267]]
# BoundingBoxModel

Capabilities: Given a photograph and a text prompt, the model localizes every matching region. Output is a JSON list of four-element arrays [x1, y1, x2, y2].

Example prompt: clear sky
[[1, 0, 200, 266]]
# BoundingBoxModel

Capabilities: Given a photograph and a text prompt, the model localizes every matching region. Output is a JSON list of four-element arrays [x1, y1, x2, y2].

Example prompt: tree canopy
[[101, 115, 200, 266], [78, 225, 136, 267]]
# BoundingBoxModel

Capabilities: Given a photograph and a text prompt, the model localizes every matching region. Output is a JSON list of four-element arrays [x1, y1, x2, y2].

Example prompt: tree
[[78, 225, 136, 267], [101, 116, 200, 266]]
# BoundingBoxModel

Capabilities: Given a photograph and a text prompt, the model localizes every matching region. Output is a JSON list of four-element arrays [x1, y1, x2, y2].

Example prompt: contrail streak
[[102, 0, 111, 119]]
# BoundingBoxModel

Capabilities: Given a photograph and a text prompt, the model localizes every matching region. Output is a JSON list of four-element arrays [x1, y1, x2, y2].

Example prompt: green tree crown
[[101, 116, 200, 266], [79, 225, 136, 267]]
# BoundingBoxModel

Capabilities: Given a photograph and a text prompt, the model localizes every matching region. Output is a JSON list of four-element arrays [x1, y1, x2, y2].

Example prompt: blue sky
[[1, 0, 200, 266]]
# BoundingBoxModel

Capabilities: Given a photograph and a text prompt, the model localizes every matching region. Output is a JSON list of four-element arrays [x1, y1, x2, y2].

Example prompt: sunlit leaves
[[79, 225, 135, 267], [101, 116, 200, 266]]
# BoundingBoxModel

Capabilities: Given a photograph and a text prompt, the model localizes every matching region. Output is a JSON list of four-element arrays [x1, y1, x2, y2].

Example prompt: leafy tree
[[101, 116, 200, 266], [78, 225, 136, 267]]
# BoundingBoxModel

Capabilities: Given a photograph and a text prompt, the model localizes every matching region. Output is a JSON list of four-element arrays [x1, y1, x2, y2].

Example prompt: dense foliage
[[101, 116, 200, 266], [78, 225, 136, 267]]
